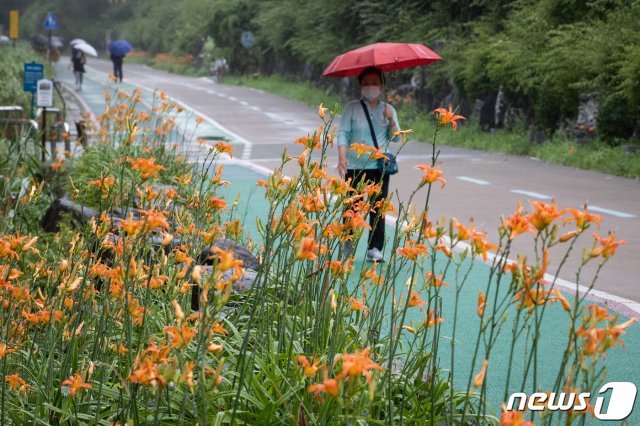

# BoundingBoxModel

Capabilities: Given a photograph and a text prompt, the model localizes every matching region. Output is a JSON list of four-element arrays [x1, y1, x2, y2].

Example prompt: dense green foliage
[[0, 44, 54, 113], [3, 0, 639, 140]]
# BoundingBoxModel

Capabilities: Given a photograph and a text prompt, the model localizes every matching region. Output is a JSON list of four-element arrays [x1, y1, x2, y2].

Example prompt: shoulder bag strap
[[360, 100, 379, 150]]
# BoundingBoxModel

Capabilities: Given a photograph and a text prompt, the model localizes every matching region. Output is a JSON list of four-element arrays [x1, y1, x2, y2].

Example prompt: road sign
[[24, 62, 44, 93], [43, 12, 58, 30], [9, 10, 19, 40], [240, 31, 255, 49], [37, 79, 54, 108]]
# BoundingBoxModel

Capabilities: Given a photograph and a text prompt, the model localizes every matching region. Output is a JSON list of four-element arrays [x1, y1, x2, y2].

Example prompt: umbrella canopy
[[70, 38, 86, 46], [74, 42, 98, 57], [108, 39, 132, 57], [51, 36, 64, 48], [0, 35, 10, 43], [322, 42, 441, 78]]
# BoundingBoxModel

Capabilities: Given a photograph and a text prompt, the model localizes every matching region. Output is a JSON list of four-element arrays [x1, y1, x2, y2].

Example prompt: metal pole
[[30, 92, 36, 120], [41, 107, 47, 161], [48, 29, 52, 62]]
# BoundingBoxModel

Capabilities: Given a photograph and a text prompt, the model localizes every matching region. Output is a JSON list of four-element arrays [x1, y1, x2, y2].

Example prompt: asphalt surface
[[65, 59, 640, 306]]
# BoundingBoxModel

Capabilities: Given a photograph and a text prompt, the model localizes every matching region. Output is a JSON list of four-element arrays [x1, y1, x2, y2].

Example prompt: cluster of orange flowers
[[299, 347, 384, 401]]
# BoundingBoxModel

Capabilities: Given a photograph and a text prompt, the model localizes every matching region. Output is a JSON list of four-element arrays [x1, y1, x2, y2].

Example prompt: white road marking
[[228, 96, 238, 101], [588, 205, 636, 219], [457, 176, 490, 185], [240, 101, 249, 106], [510, 189, 552, 200], [250, 106, 261, 112], [206, 90, 215, 94]]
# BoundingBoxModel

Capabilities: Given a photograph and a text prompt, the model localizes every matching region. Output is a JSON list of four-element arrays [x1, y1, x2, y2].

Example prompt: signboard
[[9, 10, 19, 40], [36, 79, 54, 108], [43, 12, 58, 30], [240, 31, 255, 49], [24, 62, 44, 93]]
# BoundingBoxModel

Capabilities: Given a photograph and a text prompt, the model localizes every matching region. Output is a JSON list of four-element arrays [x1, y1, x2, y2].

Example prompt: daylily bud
[[172, 300, 185, 320]]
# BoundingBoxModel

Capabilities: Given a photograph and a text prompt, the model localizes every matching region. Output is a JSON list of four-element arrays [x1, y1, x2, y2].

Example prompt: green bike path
[[57, 63, 640, 424]]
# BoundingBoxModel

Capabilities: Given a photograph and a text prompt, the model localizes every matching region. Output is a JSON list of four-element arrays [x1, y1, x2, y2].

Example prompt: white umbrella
[[0, 35, 10, 43], [74, 42, 98, 57], [70, 38, 86, 46]]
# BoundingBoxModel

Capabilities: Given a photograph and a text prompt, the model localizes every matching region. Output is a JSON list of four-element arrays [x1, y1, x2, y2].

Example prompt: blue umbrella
[[108, 39, 132, 57]]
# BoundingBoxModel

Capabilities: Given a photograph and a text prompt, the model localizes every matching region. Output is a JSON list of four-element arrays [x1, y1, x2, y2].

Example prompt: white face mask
[[361, 86, 381, 102]]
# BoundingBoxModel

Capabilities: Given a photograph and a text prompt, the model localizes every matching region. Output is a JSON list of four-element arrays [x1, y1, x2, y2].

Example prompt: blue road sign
[[240, 31, 255, 49], [24, 62, 44, 93], [44, 12, 58, 30]]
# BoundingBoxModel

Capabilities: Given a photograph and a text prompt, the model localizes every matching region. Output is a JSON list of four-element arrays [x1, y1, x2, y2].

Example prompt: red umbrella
[[322, 42, 441, 78]]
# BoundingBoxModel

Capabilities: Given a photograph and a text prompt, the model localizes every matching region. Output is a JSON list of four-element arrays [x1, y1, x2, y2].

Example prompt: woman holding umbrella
[[337, 67, 401, 263], [69, 48, 86, 90], [326, 42, 441, 262]]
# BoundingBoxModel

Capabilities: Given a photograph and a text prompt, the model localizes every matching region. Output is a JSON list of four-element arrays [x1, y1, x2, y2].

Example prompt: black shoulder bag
[[360, 100, 398, 175]]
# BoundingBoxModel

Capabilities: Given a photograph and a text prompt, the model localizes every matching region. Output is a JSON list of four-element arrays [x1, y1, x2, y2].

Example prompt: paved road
[[64, 60, 640, 306]]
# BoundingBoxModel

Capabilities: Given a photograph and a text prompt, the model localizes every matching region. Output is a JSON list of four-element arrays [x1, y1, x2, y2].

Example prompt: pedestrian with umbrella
[[108, 39, 131, 82], [69, 47, 86, 90], [323, 42, 441, 262]]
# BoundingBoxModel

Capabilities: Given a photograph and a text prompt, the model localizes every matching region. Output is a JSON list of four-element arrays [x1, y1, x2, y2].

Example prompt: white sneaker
[[366, 248, 384, 263]]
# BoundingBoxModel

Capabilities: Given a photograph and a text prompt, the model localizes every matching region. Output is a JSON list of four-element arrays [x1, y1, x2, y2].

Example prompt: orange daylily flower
[[433, 105, 465, 130], [297, 238, 318, 261], [349, 143, 375, 158], [61, 374, 92, 397], [298, 355, 323, 378], [422, 310, 444, 327], [499, 404, 535, 426], [396, 240, 428, 261], [139, 209, 170, 232], [565, 206, 601, 229], [408, 290, 427, 309], [164, 324, 197, 349], [0, 342, 15, 359], [212, 322, 228, 336], [502, 203, 533, 240], [5, 374, 29, 392], [471, 232, 497, 261], [336, 347, 384, 383], [131, 157, 165, 180], [214, 141, 234, 157], [527, 201, 565, 232], [590, 232, 626, 259], [416, 165, 446, 188], [87, 176, 116, 198], [128, 358, 166, 388], [210, 246, 244, 272], [348, 297, 369, 315], [425, 272, 448, 288], [308, 375, 339, 400]]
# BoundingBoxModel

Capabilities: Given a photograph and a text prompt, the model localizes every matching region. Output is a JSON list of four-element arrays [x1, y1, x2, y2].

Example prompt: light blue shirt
[[338, 99, 401, 170]]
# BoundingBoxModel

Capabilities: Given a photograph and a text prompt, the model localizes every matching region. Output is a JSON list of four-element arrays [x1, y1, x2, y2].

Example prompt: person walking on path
[[70, 49, 86, 90], [110, 53, 124, 82], [337, 66, 401, 263]]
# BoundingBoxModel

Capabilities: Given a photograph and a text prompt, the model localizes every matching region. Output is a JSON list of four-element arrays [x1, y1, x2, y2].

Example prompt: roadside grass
[[225, 74, 640, 179]]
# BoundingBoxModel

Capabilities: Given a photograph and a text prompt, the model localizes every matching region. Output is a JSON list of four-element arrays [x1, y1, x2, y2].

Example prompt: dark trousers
[[345, 169, 390, 251], [112, 60, 123, 82]]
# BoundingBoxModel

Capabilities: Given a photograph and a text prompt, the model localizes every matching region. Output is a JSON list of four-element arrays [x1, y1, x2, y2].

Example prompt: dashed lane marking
[[588, 205, 636, 219], [457, 176, 491, 185], [510, 189, 552, 200]]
